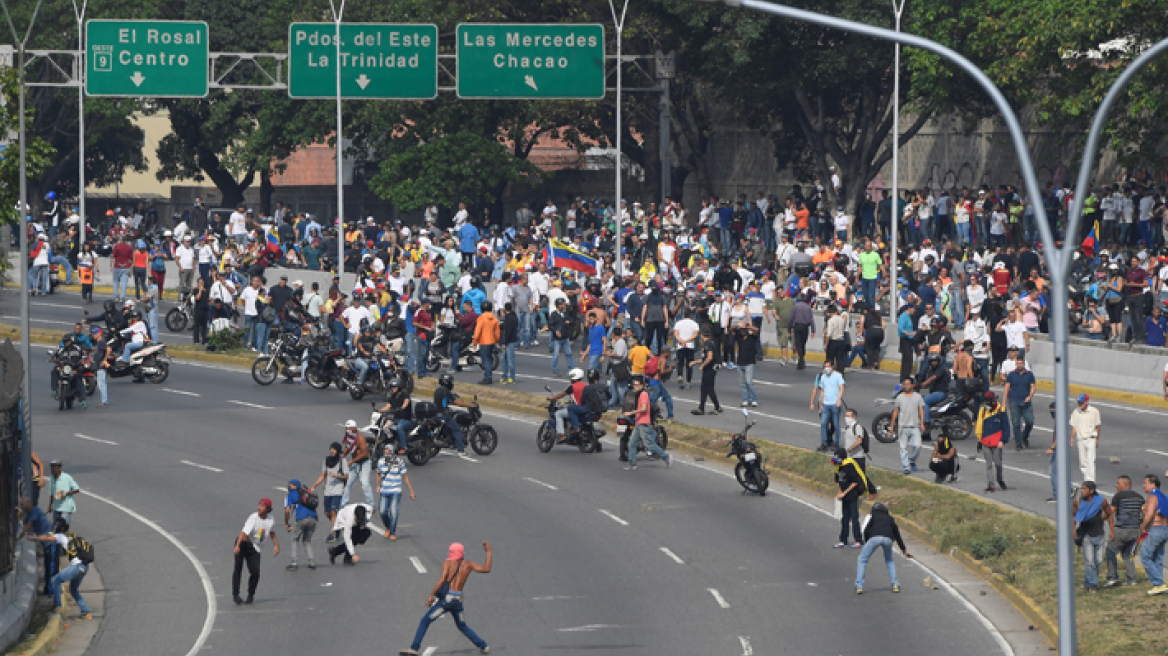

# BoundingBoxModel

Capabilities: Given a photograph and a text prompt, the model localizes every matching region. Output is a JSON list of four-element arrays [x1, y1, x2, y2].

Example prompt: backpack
[[298, 486, 319, 511], [582, 384, 609, 416], [644, 355, 660, 377], [259, 306, 277, 324], [65, 533, 95, 564]]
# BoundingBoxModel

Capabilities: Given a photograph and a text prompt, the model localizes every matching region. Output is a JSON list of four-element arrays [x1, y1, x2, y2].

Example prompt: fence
[[0, 341, 27, 577]]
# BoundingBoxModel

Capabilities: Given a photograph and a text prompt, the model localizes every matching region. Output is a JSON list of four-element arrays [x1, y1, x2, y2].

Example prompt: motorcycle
[[425, 326, 496, 373], [342, 353, 414, 400], [46, 348, 93, 410], [402, 398, 496, 464], [536, 385, 606, 453], [303, 341, 349, 391], [615, 404, 669, 460], [727, 410, 768, 495], [251, 327, 304, 385], [871, 384, 975, 443], [165, 291, 196, 332], [360, 402, 433, 467]]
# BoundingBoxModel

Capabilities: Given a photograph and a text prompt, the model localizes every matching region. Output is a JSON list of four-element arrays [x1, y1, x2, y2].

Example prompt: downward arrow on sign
[[130, 71, 146, 87], [355, 74, 371, 90]]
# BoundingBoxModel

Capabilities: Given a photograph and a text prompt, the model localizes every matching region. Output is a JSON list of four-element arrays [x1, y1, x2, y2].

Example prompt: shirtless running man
[[401, 541, 493, 655]]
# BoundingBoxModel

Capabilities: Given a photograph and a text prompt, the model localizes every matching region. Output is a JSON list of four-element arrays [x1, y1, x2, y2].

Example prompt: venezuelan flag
[[1081, 221, 1098, 257], [266, 228, 281, 255], [544, 239, 598, 275]]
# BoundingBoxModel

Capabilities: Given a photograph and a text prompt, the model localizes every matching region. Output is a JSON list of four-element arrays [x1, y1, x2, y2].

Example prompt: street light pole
[[609, 0, 629, 276], [329, 0, 346, 283], [889, 0, 905, 321], [74, 0, 89, 243]]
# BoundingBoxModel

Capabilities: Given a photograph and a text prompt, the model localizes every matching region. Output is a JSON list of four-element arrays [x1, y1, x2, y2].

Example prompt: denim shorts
[[323, 495, 342, 513]]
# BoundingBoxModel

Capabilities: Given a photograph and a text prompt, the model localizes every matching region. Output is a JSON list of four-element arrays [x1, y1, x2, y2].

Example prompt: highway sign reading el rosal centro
[[456, 24, 604, 100], [86, 20, 209, 97]]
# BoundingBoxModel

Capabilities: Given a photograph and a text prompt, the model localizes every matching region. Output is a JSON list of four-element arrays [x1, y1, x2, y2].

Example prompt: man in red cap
[[401, 541, 492, 655], [232, 498, 279, 605]]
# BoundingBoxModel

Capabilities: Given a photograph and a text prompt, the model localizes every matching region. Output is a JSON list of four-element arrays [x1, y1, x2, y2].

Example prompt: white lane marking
[[707, 588, 731, 608], [659, 547, 685, 564], [752, 380, 792, 388], [161, 388, 202, 397], [181, 460, 223, 473], [458, 452, 480, 463], [75, 433, 118, 445], [524, 477, 559, 490], [556, 624, 621, 632], [738, 636, 753, 655], [227, 400, 273, 410], [1148, 449, 1168, 458], [410, 557, 427, 574], [0, 315, 74, 326], [599, 509, 629, 526], [81, 490, 216, 656], [422, 647, 438, 656]]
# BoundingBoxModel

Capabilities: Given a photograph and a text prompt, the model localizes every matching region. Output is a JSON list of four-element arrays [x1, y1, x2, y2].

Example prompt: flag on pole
[[1081, 221, 1098, 257], [543, 239, 599, 275], [266, 228, 281, 255]]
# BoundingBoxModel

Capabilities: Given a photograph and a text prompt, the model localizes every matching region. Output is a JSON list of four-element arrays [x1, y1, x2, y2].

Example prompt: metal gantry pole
[[889, 0, 905, 320], [609, 0, 629, 275], [0, 0, 44, 501], [329, 0, 346, 282], [688, 0, 1072, 651], [74, 0, 88, 243]]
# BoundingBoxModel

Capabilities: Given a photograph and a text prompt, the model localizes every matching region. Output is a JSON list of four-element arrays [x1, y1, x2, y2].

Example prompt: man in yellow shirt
[[628, 337, 651, 375]]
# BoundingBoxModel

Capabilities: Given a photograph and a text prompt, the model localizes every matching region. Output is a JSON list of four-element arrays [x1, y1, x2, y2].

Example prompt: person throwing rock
[[401, 541, 493, 655]]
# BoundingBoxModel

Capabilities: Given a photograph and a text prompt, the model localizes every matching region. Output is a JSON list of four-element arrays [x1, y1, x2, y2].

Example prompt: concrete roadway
[[15, 293, 1034, 656]]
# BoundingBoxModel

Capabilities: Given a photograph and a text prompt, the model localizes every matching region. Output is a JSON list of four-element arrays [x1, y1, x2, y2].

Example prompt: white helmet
[[345, 419, 357, 429], [568, 368, 585, 382], [163, 230, 173, 237]]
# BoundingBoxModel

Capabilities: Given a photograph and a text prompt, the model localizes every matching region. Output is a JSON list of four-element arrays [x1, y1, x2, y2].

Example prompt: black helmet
[[471, 275, 482, 287], [103, 299, 116, 313], [388, 377, 402, 389], [586, 368, 601, 383], [927, 352, 942, 363], [438, 373, 454, 390]]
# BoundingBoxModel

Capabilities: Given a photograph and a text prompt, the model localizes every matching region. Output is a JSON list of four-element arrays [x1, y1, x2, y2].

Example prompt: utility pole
[[609, 0, 630, 274], [889, 0, 905, 321], [74, 0, 88, 242], [329, 0, 346, 282], [655, 50, 675, 206]]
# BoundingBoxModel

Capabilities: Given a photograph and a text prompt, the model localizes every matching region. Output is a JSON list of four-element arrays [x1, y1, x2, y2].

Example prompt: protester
[[854, 503, 913, 595], [232, 498, 279, 605]]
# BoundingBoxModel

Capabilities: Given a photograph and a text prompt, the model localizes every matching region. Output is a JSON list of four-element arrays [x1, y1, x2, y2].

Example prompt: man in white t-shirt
[[528, 268, 549, 297], [239, 277, 263, 351], [452, 203, 469, 229], [672, 315, 701, 389], [175, 236, 196, 294], [229, 205, 248, 247], [542, 200, 558, 220], [232, 498, 279, 604]]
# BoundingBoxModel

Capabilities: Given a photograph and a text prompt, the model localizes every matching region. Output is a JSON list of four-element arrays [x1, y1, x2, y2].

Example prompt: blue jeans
[[253, 321, 270, 354], [112, 268, 130, 299], [567, 405, 593, 430], [244, 315, 257, 346], [956, 222, 971, 246], [51, 562, 90, 615], [650, 384, 674, 419], [517, 310, 534, 346], [1142, 525, 1168, 586], [122, 340, 144, 364], [974, 357, 990, 393], [416, 338, 430, 378], [333, 319, 349, 354], [410, 595, 487, 652], [628, 424, 669, 467], [1007, 400, 1034, 445], [737, 364, 757, 404], [51, 255, 73, 284], [855, 536, 897, 590], [820, 404, 841, 446], [861, 278, 878, 310], [950, 288, 964, 328], [443, 415, 465, 451], [479, 344, 494, 382], [406, 333, 418, 375], [918, 217, 932, 242], [378, 493, 403, 536], [921, 391, 946, 425], [342, 458, 372, 506], [847, 344, 868, 368], [451, 338, 462, 370], [352, 358, 370, 384], [394, 419, 414, 451], [1083, 533, 1106, 588], [587, 354, 602, 371], [502, 343, 516, 380], [550, 338, 574, 375], [608, 377, 627, 409], [898, 426, 921, 472], [629, 320, 644, 342], [96, 369, 108, 404], [29, 264, 48, 293], [720, 226, 733, 252]]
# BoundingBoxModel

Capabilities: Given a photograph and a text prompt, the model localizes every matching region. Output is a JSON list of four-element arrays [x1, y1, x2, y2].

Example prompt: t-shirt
[[673, 318, 700, 349], [229, 211, 247, 235], [1004, 370, 1036, 403], [25, 506, 51, 534], [894, 392, 925, 429], [321, 458, 349, 497], [1002, 321, 1027, 349], [240, 512, 275, 550], [1111, 490, 1144, 528], [629, 345, 651, 374], [735, 330, 758, 366], [818, 371, 845, 405], [285, 488, 317, 522], [52, 534, 83, 567], [240, 286, 261, 316], [1069, 406, 1101, 439], [858, 251, 881, 280], [49, 473, 79, 513], [377, 457, 408, 495]]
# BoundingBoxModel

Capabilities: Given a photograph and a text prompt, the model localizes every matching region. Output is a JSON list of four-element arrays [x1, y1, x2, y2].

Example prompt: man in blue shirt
[[582, 314, 607, 371], [283, 479, 318, 570], [18, 497, 55, 595], [1146, 306, 1167, 347], [1003, 356, 1036, 449], [812, 362, 846, 450], [897, 303, 917, 382], [459, 220, 481, 259]]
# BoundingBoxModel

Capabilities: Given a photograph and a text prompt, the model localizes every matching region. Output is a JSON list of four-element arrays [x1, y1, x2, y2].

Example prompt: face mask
[[824, 366, 833, 374], [687, 292, 695, 299], [845, 416, 857, 428]]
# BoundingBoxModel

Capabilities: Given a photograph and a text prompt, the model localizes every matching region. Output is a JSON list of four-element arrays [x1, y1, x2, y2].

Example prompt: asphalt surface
[[14, 289, 1042, 656]]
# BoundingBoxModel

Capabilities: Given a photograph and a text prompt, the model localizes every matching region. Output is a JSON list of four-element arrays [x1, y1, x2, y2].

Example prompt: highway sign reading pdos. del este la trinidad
[[288, 23, 438, 99], [86, 20, 209, 97], [456, 24, 605, 100]]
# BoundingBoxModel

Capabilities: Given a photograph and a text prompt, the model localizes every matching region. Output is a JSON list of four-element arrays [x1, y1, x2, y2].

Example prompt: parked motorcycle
[[165, 291, 196, 332], [871, 385, 975, 443], [727, 410, 768, 495], [251, 328, 303, 385], [615, 405, 669, 460], [536, 385, 606, 453]]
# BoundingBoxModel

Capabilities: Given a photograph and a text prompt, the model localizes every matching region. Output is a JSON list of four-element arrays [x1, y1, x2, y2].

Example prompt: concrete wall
[[1027, 334, 1168, 398], [0, 532, 38, 652]]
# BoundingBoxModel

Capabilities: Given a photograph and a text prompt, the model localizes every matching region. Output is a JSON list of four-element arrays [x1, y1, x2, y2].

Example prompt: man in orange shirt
[[472, 300, 501, 385]]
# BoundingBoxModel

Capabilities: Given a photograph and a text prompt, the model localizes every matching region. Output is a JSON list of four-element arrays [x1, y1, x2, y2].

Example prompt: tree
[[0, 68, 57, 225]]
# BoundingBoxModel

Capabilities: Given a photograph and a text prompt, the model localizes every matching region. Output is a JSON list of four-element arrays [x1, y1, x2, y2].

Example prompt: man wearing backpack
[[976, 391, 1011, 494], [28, 518, 92, 619], [283, 479, 318, 571], [645, 350, 675, 422]]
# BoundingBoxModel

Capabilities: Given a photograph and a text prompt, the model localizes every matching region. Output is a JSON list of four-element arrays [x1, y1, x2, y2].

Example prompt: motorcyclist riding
[[917, 352, 951, 429], [545, 368, 591, 443], [119, 311, 149, 383], [352, 320, 380, 387], [375, 378, 412, 455], [61, 323, 94, 350], [434, 373, 476, 454], [381, 304, 406, 354], [50, 333, 87, 407]]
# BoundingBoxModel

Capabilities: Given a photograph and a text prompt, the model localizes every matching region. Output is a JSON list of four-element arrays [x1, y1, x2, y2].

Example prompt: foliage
[[0, 68, 57, 225], [370, 132, 544, 212], [969, 533, 1011, 560], [205, 327, 245, 352]]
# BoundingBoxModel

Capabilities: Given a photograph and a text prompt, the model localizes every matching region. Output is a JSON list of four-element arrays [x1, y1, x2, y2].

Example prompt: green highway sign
[[456, 24, 605, 99], [86, 20, 208, 97], [288, 23, 438, 99]]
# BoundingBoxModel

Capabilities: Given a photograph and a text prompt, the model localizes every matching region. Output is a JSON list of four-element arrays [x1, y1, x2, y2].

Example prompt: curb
[[11, 612, 62, 656]]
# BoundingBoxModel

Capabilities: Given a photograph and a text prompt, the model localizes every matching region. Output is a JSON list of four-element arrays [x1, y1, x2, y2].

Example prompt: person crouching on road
[[232, 498, 279, 605], [832, 447, 875, 548], [284, 480, 317, 571], [855, 503, 913, 595], [328, 502, 372, 566], [976, 391, 1010, 494], [623, 376, 672, 471]]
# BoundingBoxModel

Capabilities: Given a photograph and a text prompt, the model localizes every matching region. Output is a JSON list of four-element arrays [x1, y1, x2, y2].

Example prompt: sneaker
[[892, 585, 900, 593], [1149, 585, 1168, 596], [985, 486, 995, 493], [750, 402, 758, 407], [664, 455, 672, 469], [726, 363, 736, 370], [233, 595, 244, 605], [934, 476, 944, 484], [1127, 580, 1138, 586], [532, 340, 540, 346], [1046, 497, 1056, 503], [624, 465, 637, 471], [903, 469, 911, 475], [710, 408, 722, 415], [833, 542, 846, 548], [286, 563, 298, 571], [741, 402, 749, 407], [691, 409, 705, 415], [780, 360, 789, 367], [400, 650, 420, 656], [481, 648, 491, 654], [910, 463, 917, 472], [998, 480, 1008, 491], [850, 542, 862, 548], [1102, 579, 1121, 589], [855, 588, 863, 595], [949, 476, 959, 483], [308, 562, 316, 570], [79, 612, 93, 620]]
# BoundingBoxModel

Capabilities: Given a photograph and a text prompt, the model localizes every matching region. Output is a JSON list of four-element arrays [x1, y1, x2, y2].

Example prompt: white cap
[[292, 280, 303, 287], [345, 419, 358, 428]]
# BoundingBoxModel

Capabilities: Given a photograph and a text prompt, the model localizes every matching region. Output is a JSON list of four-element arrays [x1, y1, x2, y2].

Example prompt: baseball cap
[[1078, 393, 1089, 403]]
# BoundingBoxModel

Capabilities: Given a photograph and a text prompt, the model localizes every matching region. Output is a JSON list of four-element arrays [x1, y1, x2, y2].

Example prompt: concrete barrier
[[0, 541, 41, 653]]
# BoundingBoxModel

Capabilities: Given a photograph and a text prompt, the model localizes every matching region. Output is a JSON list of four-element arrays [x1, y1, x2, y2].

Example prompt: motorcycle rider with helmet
[[375, 378, 413, 455], [917, 352, 951, 432], [545, 368, 591, 443], [434, 373, 476, 454], [49, 333, 88, 407], [119, 311, 150, 383], [351, 321, 381, 388]]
